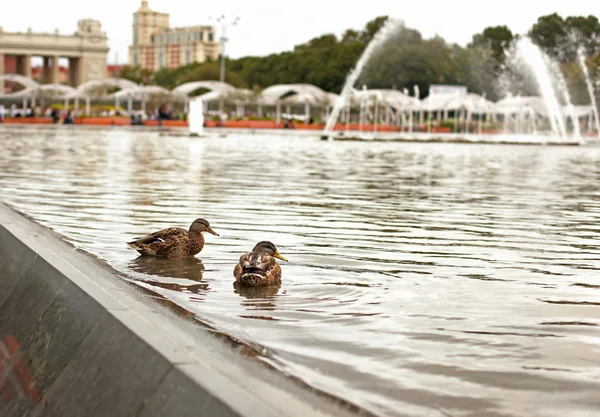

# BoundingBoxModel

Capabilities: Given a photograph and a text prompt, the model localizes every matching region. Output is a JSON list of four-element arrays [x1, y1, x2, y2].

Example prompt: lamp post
[[215, 15, 240, 84], [211, 15, 239, 115]]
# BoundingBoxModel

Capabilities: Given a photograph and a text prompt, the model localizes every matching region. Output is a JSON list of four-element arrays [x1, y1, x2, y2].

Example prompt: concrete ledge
[[0, 203, 363, 417]]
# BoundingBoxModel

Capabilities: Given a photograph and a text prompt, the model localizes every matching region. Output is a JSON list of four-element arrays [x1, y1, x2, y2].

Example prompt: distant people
[[130, 113, 143, 126], [50, 108, 60, 124], [284, 119, 290, 129], [157, 105, 171, 126], [64, 110, 74, 125], [26, 106, 34, 118], [0, 104, 4, 123]]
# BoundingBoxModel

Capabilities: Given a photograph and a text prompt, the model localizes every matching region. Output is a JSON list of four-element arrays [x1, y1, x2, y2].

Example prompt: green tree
[[448, 45, 500, 100], [119, 65, 153, 84], [565, 15, 600, 57], [361, 16, 389, 43], [294, 34, 338, 51], [528, 13, 568, 59], [470, 25, 514, 68], [341, 29, 361, 44], [177, 61, 247, 89], [359, 30, 454, 96]]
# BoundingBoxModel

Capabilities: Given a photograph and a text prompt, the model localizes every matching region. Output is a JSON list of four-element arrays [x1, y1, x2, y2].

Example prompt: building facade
[[0, 19, 109, 90], [128, 1, 220, 71]]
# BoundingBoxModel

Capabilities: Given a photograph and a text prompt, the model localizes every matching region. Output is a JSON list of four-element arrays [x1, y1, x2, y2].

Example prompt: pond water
[[1, 126, 599, 417]]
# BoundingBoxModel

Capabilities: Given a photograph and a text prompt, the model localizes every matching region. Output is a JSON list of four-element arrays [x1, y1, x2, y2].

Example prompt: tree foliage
[[119, 14, 599, 104], [470, 25, 514, 69], [119, 65, 153, 84], [529, 13, 600, 61]]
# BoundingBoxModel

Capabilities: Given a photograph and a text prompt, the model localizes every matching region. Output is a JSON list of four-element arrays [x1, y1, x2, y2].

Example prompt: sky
[[1, 0, 597, 64]]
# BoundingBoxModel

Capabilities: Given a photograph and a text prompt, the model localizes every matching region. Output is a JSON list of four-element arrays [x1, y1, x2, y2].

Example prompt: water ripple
[[1, 127, 600, 416]]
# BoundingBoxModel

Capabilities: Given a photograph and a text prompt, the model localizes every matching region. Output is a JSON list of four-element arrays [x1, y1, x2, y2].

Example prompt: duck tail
[[239, 273, 266, 286], [127, 241, 141, 250]]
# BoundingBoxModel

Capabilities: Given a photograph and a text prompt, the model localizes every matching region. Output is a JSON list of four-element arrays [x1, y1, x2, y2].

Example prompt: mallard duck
[[234, 241, 287, 286], [127, 218, 218, 259]]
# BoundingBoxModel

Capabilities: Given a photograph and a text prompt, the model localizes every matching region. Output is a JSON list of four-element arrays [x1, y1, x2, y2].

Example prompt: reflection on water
[[1, 126, 600, 417], [127, 256, 209, 294], [234, 281, 282, 299], [128, 256, 206, 280]]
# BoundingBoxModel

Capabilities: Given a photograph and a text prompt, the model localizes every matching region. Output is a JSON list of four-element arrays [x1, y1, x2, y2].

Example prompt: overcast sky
[[1, 0, 596, 64]]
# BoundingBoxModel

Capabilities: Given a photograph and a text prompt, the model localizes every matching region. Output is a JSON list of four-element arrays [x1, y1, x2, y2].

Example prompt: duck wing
[[238, 252, 276, 276], [132, 227, 188, 245]]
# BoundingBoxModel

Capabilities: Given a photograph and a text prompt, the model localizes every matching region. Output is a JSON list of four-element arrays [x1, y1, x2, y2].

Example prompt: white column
[[0, 53, 4, 94], [454, 110, 458, 133], [276, 102, 281, 125], [427, 110, 432, 134], [373, 97, 379, 133]]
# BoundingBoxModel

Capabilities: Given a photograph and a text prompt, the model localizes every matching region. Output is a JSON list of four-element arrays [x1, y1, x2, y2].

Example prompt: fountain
[[578, 48, 600, 139], [515, 37, 567, 139], [188, 97, 205, 136], [321, 18, 404, 139], [551, 60, 581, 140]]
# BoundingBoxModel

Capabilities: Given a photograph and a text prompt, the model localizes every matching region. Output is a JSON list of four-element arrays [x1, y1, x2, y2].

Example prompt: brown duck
[[234, 241, 287, 286], [128, 218, 218, 259]]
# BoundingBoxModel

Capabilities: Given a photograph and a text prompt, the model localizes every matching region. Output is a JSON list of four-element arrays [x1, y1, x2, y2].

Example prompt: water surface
[[1, 126, 600, 417]]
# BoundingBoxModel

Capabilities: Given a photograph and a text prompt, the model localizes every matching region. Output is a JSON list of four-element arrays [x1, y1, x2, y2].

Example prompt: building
[[128, 1, 221, 71], [0, 19, 109, 90]]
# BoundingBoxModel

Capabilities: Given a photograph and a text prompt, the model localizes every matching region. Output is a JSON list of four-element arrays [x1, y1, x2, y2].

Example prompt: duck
[[127, 218, 218, 259], [234, 241, 287, 286]]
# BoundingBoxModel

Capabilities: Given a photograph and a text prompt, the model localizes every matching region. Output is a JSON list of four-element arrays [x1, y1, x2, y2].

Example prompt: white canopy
[[109, 85, 173, 100], [495, 96, 549, 116], [353, 89, 421, 110], [0, 83, 76, 98], [65, 78, 139, 99], [172, 81, 235, 97], [420, 92, 495, 113], [259, 84, 332, 106]]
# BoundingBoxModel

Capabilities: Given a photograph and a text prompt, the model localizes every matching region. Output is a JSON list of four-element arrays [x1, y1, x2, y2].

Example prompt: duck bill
[[273, 251, 288, 261], [207, 228, 219, 236]]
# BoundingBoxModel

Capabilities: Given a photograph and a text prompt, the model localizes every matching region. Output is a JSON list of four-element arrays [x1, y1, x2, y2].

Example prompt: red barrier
[[144, 120, 188, 127], [2, 117, 52, 124], [1, 117, 524, 136], [76, 117, 131, 126]]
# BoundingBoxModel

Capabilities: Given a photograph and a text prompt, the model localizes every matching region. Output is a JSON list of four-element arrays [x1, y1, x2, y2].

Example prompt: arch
[[68, 77, 140, 98], [420, 92, 496, 114], [0, 83, 76, 99], [110, 85, 175, 100], [172, 81, 235, 97], [495, 96, 546, 116], [259, 84, 331, 106], [0, 74, 40, 89], [37, 84, 77, 96]]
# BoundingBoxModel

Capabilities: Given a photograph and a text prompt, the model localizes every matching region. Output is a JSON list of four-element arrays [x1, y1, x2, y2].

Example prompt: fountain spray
[[322, 18, 404, 139]]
